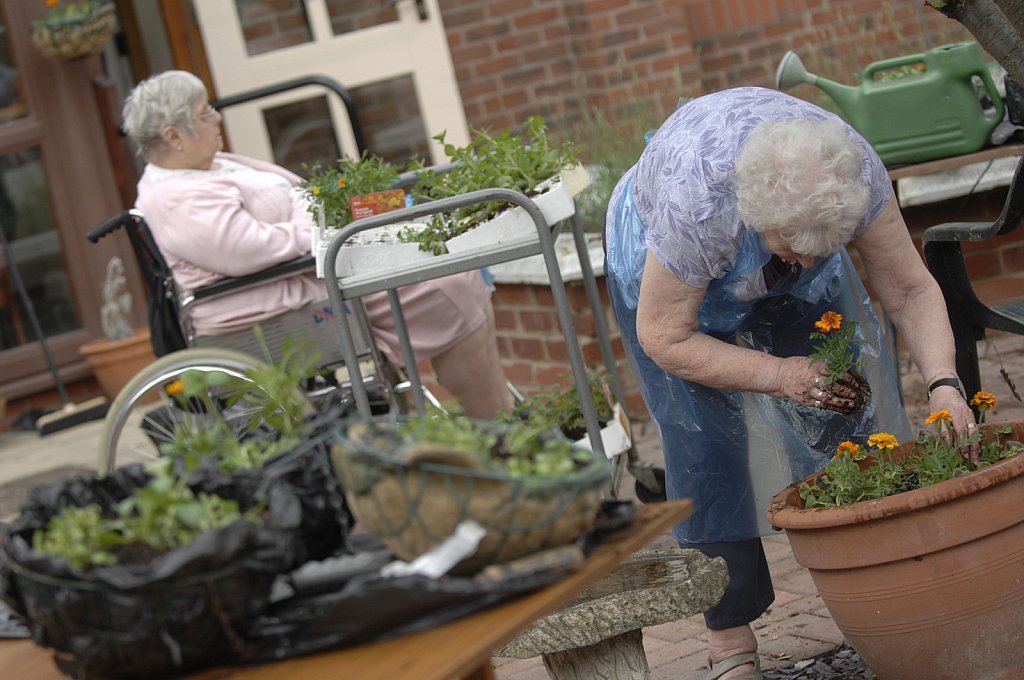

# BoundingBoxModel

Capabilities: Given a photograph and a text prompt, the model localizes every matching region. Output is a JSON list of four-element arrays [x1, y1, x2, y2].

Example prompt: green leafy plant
[[399, 116, 581, 254], [32, 458, 260, 570], [497, 372, 614, 439], [799, 391, 1021, 508], [808, 310, 861, 385], [396, 415, 593, 477], [159, 332, 319, 472], [301, 153, 403, 229]]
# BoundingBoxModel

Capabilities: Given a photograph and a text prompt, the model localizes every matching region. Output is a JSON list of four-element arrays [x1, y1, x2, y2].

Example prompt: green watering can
[[775, 42, 1004, 166]]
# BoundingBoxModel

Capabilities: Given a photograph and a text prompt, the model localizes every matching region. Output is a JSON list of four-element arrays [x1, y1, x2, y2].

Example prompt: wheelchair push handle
[[87, 209, 144, 243]]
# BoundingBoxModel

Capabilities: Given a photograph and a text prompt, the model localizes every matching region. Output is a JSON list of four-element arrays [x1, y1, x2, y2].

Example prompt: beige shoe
[[706, 651, 762, 679]]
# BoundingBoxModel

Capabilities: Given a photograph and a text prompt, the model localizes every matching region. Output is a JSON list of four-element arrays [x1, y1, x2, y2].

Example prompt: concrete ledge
[[497, 547, 727, 659]]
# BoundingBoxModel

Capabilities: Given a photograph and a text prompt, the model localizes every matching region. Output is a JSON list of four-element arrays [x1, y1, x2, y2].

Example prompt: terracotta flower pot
[[79, 328, 157, 400], [765, 421, 1024, 680]]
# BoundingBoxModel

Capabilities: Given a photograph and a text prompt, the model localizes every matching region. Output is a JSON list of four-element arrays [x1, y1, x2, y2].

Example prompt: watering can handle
[[973, 66, 1006, 123], [862, 53, 926, 81]]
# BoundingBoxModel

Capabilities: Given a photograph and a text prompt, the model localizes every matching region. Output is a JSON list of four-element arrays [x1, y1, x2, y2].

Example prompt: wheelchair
[[87, 209, 422, 474]]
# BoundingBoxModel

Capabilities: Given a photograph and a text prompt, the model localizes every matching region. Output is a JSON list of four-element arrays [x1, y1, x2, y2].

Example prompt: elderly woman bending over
[[604, 87, 974, 680], [122, 70, 513, 420]]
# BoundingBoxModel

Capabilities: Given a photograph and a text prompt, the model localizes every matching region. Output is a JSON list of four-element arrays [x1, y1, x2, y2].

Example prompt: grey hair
[[121, 70, 208, 161], [735, 118, 870, 256]]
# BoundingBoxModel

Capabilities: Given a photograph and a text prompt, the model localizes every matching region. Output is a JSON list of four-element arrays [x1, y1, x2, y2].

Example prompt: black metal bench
[[922, 153, 1024, 406]]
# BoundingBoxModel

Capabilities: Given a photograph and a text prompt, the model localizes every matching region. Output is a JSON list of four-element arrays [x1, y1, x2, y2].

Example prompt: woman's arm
[[636, 251, 837, 407], [155, 179, 310, 278], [851, 199, 976, 430]]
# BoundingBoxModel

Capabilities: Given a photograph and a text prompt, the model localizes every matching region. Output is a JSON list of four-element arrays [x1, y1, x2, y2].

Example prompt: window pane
[[235, 0, 312, 56], [264, 96, 342, 176], [0, 147, 77, 350], [0, 12, 28, 124], [325, 0, 397, 36], [262, 75, 431, 174], [351, 75, 431, 165]]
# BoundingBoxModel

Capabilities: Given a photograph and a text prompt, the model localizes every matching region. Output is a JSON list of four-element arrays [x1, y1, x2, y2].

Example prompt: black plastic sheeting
[[0, 464, 300, 679]]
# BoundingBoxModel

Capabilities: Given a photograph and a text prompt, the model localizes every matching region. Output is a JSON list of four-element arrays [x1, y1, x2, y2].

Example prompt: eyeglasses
[[194, 104, 218, 124]]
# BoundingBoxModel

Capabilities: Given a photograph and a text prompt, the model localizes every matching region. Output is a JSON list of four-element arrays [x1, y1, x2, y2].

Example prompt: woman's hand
[[928, 385, 980, 463], [777, 358, 868, 414]]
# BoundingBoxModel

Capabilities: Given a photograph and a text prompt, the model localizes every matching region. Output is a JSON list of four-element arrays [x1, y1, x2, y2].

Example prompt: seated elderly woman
[[605, 87, 976, 679], [121, 70, 513, 420]]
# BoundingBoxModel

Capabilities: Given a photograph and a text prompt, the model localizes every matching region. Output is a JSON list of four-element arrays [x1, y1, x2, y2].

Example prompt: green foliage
[[158, 332, 318, 472], [807, 311, 861, 385], [799, 422, 1023, 509], [301, 153, 402, 229], [497, 373, 614, 437], [32, 458, 259, 570], [32, 505, 123, 570], [399, 116, 580, 254], [396, 415, 592, 477]]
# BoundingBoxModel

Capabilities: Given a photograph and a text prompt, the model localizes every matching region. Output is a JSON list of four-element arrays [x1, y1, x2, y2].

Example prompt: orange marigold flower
[[924, 409, 952, 425], [970, 391, 996, 408], [834, 441, 860, 459], [47, 0, 60, 6], [165, 379, 185, 397], [815, 311, 843, 333], [867, 432, 899, 450]]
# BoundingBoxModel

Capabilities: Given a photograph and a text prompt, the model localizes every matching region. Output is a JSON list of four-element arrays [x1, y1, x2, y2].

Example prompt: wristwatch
[[927, 376, 967, 401]]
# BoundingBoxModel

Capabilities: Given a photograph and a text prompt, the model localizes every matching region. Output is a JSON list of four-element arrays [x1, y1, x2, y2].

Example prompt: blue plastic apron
[[605, 170, 912, 544]]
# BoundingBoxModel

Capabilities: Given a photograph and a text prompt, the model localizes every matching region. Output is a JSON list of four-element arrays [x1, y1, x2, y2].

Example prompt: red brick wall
[[439, 0, 701, 135], [414, 277, 646, 417]]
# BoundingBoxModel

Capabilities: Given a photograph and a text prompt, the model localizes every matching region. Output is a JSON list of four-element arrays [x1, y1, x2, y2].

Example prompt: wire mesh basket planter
[[29, 2, 116, 61], [327, 417, 613, 575]]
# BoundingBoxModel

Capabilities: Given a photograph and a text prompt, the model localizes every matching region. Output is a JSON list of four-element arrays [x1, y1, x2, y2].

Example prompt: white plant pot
[[311, 164, 592, 277], [445, 165, 591, 254], [574, 402, 632, 459], [314, 222, 434, 279]]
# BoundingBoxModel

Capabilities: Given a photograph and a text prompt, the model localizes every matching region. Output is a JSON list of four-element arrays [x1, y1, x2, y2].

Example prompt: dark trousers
[[693, 537, 775, 630]]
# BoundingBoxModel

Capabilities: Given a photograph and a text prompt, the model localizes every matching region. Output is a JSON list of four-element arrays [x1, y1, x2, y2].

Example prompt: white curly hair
[[736, 118, 870, 256], [121, 70, 208, 162]]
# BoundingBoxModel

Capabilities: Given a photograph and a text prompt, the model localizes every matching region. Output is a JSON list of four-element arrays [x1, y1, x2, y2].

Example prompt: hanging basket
[[29, 3, 116, 61]]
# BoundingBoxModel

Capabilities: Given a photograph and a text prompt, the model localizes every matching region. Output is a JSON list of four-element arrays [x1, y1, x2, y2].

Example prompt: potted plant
[[305, 116, 589, 278], [29, 0, 117, 61], [78, 256, 157, 400], [497, 372, 632, 458], [403, 115, 588, 255], [328, 414, 612, 574], [1, 456, 299, 678], [146, 335, 355, 562], [807, 310, 871, 410], [765, 394, 1024, 680], [303, 154, 432, 278]]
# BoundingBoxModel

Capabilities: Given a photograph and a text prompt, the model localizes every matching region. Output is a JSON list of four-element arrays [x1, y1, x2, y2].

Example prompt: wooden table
[[1, 500, 693, 680]]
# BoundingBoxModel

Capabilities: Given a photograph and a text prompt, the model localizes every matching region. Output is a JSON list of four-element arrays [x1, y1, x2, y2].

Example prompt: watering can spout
[[774, 50, 859, 117]]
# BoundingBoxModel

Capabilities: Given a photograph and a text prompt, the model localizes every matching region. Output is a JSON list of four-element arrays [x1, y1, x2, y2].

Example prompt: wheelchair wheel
[[97, 347, 310, 474]]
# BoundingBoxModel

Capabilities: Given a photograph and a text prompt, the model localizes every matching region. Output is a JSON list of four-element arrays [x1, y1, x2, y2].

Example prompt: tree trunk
[[926, 0, 1024, 84]]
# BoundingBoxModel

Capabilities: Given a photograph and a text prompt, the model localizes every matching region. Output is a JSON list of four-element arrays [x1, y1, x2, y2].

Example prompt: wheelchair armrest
[[191, 255, 316, 302]]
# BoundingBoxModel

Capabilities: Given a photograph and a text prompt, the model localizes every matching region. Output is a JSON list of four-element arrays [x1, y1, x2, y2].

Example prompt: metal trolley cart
[[321, 185, 645, 495]]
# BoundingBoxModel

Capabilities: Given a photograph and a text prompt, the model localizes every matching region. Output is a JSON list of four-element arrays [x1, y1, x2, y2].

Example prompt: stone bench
[[496, 547, 728, 680]]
